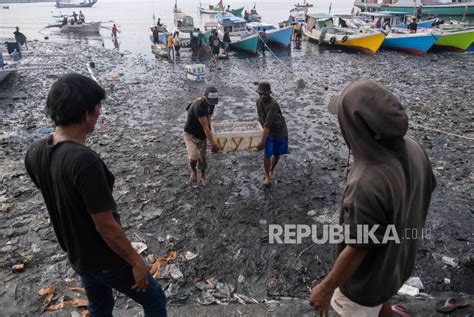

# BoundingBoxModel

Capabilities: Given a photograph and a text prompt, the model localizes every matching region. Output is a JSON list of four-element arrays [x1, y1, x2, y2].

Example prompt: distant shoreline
[[1, 0, 53, 3]]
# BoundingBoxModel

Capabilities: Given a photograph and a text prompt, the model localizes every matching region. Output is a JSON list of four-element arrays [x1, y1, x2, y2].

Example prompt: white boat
[[60, 21, 101, 33], [151, 43, 170, 58]]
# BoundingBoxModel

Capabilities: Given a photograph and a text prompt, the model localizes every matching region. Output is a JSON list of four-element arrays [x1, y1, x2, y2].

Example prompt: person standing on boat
[[78, 11, 85, 23], [173, 32, 181, 58], [223, 30, 231, 57], [24, 74, 168, 317], [183, 86, 221, 186], [72, 11, 78, 23], [309, 80, 435, 317], [156, 18, 162, 27], [255, 82, 288, 186]]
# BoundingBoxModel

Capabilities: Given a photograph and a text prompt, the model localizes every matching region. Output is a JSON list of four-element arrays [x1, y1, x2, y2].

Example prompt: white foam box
[[212, 121, 263, 152]]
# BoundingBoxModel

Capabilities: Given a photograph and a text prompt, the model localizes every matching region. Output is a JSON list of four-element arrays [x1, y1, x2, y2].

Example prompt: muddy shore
[[0, 40, 473, 316]]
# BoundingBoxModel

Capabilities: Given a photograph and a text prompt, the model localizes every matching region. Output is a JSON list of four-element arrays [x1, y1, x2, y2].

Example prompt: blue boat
[[382, 30, 441, 54], [246, 22, 293, 47], [394, 18, 439, 29], [468, 43, 474, 52], [217, 13, 259, 54]]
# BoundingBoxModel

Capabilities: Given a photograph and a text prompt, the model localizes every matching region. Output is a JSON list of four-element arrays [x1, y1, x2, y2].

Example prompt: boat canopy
[[360, 11, 397, 17], [306, 13, 335, 20], [217, 13, 247, 25], [175, 11, 193, 27], [246, 22, 275, 31]]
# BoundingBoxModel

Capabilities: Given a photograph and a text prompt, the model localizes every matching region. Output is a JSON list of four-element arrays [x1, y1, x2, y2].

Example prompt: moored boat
[[60, 21, 101, 33], [174, 6, 194, 46], [433, 28, 474, 51], [382, 29, 441, 54], [354, 0, 474, 17], [55, 0, 97, 9], [247, 22, 293, 47], [217, 13, 259, 54], [304, 13, 386, 53], [198, 3, 244, 16]]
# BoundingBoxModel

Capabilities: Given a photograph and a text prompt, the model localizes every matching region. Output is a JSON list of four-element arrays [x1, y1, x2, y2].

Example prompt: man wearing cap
[[255, 81, 288, 186], [309, 80, 436, 316], [184, 86, 220, 186]]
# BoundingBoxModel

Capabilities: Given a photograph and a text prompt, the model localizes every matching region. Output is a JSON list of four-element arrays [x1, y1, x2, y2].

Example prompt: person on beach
[[259, 30, 267, 55], [24, 74, 167, 317], [152, 26, 160, 44], [223, 29, 231, 57], [190, 31, 199, 58], [183, 86, 221, 186], [309, 80, 436, 317], [167, 33, 174, 60], [13, 26, 27, 50], [173, 32, 181, 58], [255, 81, 288, 186], [209, 31, 222, 64], [111, 24, 120, 39]]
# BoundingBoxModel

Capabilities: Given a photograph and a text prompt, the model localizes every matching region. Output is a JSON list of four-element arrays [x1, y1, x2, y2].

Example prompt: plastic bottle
[[12, 49, 20, 62]]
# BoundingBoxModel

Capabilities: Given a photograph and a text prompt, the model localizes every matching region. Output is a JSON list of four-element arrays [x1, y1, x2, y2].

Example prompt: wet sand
[[0, 40, 473, 315]]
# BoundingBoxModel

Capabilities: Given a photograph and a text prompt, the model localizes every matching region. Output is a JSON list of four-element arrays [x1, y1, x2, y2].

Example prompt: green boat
[[354, 1, 474, 17], [433, 28, 474, 51]]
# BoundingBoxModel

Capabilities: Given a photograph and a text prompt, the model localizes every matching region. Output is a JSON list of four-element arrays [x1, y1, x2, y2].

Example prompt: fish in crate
[[212, 121, 263, 152], [184, 64, 205, 81]]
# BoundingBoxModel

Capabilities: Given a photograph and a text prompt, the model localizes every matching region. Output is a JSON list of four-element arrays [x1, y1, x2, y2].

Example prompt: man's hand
[[211, 142, 221, 153], [256, 142, 265, 151], [131, 261, 149, 293], [309, 281, 335, 317]]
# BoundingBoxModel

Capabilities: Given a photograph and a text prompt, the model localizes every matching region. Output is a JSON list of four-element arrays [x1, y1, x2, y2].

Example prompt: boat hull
[[60, 22, 101, 33], [229, 34, 259, 54], [468, 43, 474, 52], [354, 1, 474, 17], [305, 28, 385, 54], [55, 1, 97, 8], [434, 29, 474, 51], [266, 26, 293, 47], [382, 32, 440, 54]]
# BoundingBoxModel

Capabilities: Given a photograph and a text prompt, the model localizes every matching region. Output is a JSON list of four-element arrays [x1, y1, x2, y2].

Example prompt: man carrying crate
[[255, 82, 288, 186], [184, 86, 221, 186]]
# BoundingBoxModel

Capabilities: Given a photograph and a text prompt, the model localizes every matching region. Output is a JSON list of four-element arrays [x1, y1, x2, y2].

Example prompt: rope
[[412, 123, 474, 141], [257, 32, 323, 91]]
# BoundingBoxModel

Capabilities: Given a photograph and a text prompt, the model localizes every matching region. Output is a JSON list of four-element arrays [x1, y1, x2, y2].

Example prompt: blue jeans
[[79, 265, 167, 317]]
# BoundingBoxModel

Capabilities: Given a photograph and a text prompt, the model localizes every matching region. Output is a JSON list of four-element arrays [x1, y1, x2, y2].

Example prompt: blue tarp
[[217, 13, 247, 25]]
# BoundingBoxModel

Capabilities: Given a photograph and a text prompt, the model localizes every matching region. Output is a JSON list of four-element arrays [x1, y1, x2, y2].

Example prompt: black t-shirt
[[25, 136, 127, 273], [184, 98, 214, 140]]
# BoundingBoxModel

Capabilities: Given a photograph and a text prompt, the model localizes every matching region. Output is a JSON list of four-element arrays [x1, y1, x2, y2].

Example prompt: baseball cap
[[204, 86, 218, 105]]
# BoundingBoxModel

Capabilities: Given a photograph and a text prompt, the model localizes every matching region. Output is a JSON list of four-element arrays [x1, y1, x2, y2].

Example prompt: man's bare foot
[[189, 172, 197, 184], [200, 177, 207, 186], [269, 170, 276, 180], [264, 177, 271, 186]]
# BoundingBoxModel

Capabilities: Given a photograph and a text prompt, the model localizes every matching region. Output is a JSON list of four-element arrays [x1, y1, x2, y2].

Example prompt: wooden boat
[[60, 21, 101, 33], [217, 13, 259, 54], [199, 4, 244, 17], [289, 7, 307, 23], [294, 0, 313, 9], [151, 44, 169, 58], [433, 28, 474, 51], [354, 0, 474, 17], [55, 0, 97, 9], [148, 25, 169, 44], [246, 22, 294, 47], [383, 29, 441, 54], [174, 8, 194, 46], [304, 13, 386, 53], [244, 7, 262, 22]]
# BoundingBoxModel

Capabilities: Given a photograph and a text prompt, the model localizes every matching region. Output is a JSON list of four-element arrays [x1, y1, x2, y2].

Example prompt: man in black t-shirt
[[25, 74, 167, 316], [183, 86, 220, 186]]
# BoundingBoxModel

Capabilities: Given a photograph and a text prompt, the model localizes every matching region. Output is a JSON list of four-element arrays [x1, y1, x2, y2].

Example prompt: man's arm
[[257, 128, 270, 151], [309, 245, 368, 316], [198, 116, 220, 152], [90, 210, 149, 292]]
